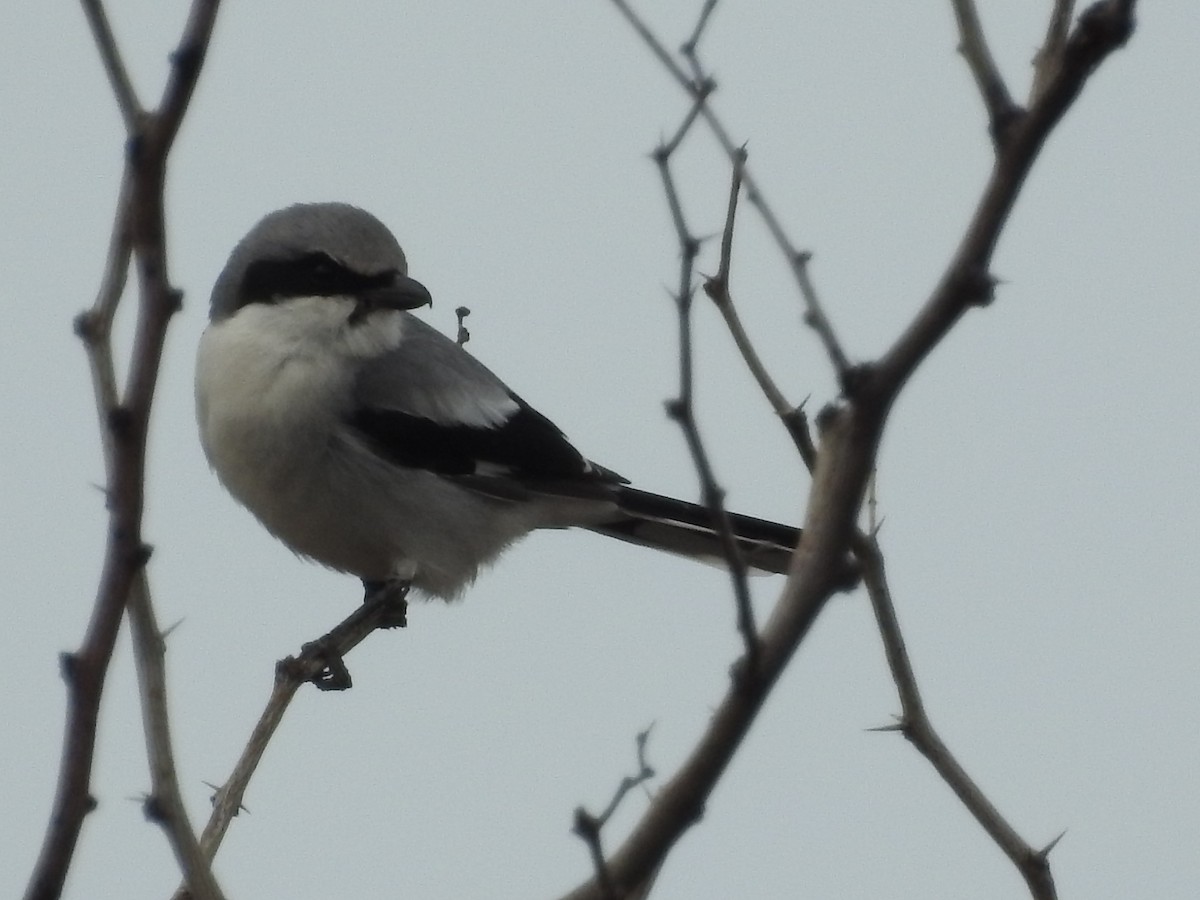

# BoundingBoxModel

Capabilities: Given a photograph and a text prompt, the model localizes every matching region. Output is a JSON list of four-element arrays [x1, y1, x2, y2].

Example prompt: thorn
[[793, 249, 813, 266], [162, 619, 184, 643], [1038, 829, 1067, 858], [866, 722, 906, 733]]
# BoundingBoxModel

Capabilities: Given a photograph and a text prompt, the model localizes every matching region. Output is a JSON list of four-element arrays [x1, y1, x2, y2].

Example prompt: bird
[[195, 202, 802, 604]]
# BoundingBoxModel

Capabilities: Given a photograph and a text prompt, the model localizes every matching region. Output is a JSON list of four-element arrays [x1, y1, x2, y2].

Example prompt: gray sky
[[3, 3, 1197, 898]]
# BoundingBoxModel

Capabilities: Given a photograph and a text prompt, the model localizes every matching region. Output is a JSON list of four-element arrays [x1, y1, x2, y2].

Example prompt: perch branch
[[172, 590, 405, 898]]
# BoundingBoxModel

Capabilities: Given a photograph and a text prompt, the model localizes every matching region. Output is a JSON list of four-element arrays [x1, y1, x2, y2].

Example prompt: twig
[[1032, 1, 1076, 103], [25, 3, 222, 899], [573, 727, 657, 899], [653, 139, 760, 673], [948, 0, 1023, 145], [611, 0, 853, 384], [855, 533, 1059, 899], [680, 0, 719, 59], [873, 0, 1137, 401], [78, 0, 141, 129], [702, 149, 811, 459], [127, 578, 224, 900], [173, 590, 405, 898]]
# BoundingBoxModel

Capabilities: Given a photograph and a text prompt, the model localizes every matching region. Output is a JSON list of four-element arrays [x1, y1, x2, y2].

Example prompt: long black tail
[[586, 486, 800, 574]]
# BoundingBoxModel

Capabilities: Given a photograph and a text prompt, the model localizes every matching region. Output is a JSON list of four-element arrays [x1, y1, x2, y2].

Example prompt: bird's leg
[[294, 579, 411, 691], [362, 577, 410, 629]]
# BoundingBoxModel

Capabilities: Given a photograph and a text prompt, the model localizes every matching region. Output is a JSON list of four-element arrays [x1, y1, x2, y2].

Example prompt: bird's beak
[[375, 272, 433, 310]]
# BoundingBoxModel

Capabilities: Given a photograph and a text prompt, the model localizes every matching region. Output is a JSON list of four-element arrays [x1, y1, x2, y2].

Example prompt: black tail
[[586, 486, 800, 574]]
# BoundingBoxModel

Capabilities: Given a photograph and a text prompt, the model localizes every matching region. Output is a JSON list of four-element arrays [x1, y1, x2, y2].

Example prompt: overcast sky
[[3, 3, 1197, 899]]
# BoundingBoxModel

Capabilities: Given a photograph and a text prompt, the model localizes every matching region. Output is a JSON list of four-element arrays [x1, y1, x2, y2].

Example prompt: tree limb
[[25, 3, 222, 899]]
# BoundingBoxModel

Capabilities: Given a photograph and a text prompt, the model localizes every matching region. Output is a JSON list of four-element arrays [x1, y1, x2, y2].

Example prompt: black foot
[[362, 578, 411, 628]]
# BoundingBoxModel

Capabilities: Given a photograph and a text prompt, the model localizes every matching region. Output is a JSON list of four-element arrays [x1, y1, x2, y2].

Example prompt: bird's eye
[[304, 253, 340, 280]]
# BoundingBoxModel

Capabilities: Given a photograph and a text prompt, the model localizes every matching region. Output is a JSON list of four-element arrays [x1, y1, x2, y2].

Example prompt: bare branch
[[173, 589, 405, 896], [1032, 1, 1076, 102], [612, 0, 853, 382], [699, 150, 811, 465], [949, 0, 1023, 144], [573, 727, 657, 899], [872, 0, 1137, 401], [653, 141, 759, 669], [680, 0, 719, 59], [855, 533, 1060, 900], [79, 0, 141, 129], [128, 578, 224, 900], [26, 2, 222, 898], [570, 3, 1138, 897]]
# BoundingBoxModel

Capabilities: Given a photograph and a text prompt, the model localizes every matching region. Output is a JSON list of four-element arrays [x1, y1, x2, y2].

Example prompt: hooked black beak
[[376, 272, 432, 310]]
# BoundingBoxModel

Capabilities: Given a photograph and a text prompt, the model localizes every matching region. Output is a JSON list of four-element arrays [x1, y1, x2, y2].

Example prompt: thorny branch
[[26, 2, 222, 900], [856, 533, 1062, 900], [172, 589, 407, 899], [563, 3, 1138, 899], [610, 0, 853, 383], [699, 149, 812, 460], [653, 123, 759, 672]]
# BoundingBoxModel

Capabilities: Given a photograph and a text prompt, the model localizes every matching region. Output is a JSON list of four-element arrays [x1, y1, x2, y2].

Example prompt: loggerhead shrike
[[196, 203, 801, 601]]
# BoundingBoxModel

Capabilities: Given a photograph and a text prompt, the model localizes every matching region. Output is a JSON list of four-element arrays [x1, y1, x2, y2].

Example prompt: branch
[[948, 0, 1023, 144], [172, 589, 406, 898], [573, 3, 1138, 897], [573, 728, 657, 899], [1032, 1, 1076, 103], [78, 0, 141, 129], [128, 579, 224, 900], [856, 533, 1061, 899], [610, 0, 853, 383], [653, 133, 759, 670], [872, 0, 1136, 403], [25, 2, 222, 899]]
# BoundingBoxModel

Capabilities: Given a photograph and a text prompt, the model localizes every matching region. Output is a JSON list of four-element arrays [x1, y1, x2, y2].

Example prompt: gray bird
[[196, 202, 801, 602]]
